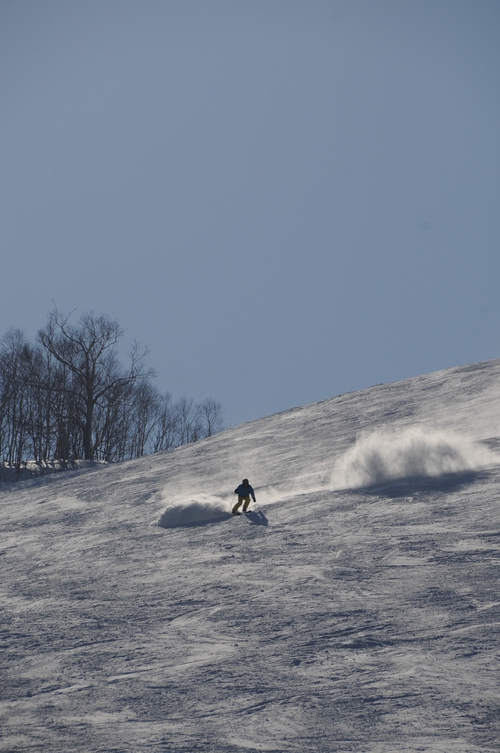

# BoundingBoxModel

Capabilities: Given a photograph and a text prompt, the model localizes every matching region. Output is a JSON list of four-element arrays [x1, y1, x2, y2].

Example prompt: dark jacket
[[234, 483, 255, 501]]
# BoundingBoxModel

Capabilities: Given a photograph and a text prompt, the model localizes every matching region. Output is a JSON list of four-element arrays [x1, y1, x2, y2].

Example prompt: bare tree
[[152, 392, 179, 453], [176, 396, 203, 445], [197, 397, 225, 438], [38, 309, 151, 460], [1, 310, 226, 476], [23, 345, 50, 463], [0, 329, 32, 474], [128, 381, 162, 458]]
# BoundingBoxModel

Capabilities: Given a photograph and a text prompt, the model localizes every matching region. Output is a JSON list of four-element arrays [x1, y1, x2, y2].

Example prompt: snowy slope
[[1, 359, 500, 752]]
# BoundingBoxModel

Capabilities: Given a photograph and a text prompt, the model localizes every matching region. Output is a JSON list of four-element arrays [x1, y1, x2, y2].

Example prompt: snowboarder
[[232, 478, 256, 514]]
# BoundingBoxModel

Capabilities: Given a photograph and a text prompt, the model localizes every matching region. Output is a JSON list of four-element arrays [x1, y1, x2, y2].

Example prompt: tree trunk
[[83, 396, 94, 460]]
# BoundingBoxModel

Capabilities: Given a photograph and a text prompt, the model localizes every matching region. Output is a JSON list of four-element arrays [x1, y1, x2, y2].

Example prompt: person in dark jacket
[[232, 478, 256, 514]]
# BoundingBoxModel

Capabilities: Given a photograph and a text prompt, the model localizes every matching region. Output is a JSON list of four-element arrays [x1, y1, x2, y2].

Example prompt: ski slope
[[1, 360, 500, 752]]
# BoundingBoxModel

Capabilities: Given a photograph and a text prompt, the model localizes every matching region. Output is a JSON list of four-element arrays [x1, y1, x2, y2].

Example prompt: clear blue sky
[[1, 0, 499, 427]]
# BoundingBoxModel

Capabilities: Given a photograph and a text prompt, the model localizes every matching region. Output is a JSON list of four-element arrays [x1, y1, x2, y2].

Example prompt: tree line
[[0, 309, 224, 475]]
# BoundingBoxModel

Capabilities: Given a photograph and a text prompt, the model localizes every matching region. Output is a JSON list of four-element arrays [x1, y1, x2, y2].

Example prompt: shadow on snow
[[244, 509, 268, 526], [357, 469, 489, 499]]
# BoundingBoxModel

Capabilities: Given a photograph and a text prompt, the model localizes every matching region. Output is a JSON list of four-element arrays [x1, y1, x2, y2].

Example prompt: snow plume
[[156, 494, 230, 528], [334, 426, 496, 489]]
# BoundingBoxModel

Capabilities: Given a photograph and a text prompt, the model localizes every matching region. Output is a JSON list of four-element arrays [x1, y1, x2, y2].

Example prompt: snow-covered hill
[[2, 360, 500, 752]]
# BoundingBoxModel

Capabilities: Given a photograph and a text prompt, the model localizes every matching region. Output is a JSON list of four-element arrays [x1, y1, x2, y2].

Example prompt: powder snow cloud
[[334, 426, 497, 489], [156, 495, 231, 528]]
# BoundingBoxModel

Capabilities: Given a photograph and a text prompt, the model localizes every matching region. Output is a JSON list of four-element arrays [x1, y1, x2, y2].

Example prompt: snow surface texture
[[0, 459, 104, 482], [1, 358, 500, 752]]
